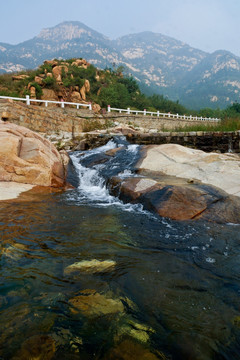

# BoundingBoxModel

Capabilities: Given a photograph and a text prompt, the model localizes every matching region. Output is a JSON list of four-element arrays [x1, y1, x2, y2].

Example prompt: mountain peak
[[36, 21, 108, 42]]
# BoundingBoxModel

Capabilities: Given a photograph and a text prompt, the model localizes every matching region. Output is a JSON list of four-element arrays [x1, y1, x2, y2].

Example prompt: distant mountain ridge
[[0, 21, 240, 109]]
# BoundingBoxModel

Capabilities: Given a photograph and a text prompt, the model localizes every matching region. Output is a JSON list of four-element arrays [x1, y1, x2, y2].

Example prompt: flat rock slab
[[0, 182, 34, 200]]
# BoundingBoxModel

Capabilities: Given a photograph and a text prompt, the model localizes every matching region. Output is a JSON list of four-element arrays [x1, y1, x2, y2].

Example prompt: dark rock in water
[[67, 157, 80, 187], [81, 152, 112, 168], [108, 176, 240, 223]]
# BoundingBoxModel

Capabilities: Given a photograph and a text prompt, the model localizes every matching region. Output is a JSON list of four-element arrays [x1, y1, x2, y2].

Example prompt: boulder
[[84, 79, 90, 93], [30, 86, 36, 98], [52, 65, 68, 82], [108, 175, 240, 223], [70, 91, 82, 103], [12, 74, 29, 81], [138, 144, 240, 197], [44, 60, 58, 67], [80, 86, 86, 100], [92, 103, 101, 113], [41, 89, 58, 102], [0, 121, 67, 187], [34, 75, 43, 85], [80, 79, 91, 101]]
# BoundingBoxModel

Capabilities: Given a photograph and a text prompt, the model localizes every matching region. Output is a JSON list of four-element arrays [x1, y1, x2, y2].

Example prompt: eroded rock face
[[0, 121, 67, 187]]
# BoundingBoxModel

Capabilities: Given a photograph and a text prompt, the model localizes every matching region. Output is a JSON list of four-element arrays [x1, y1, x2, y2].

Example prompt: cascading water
[[0, 137, 240, 359], [68, 137, 146, 212]]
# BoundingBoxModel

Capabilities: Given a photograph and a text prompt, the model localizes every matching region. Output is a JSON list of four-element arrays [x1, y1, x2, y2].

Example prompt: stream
[[0, 138, 240, 359]]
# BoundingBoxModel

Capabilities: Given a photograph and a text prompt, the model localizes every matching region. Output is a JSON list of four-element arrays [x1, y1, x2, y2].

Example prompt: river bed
[[0, 140, 240, 359]]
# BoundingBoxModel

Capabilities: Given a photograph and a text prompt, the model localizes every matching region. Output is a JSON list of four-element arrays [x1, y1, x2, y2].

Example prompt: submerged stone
[[104, 339, 163, 360], [69, 289, 124, 317], [12, 335, 56, 360], [116, 320, 155, 344], [64, 259, 116, 274]]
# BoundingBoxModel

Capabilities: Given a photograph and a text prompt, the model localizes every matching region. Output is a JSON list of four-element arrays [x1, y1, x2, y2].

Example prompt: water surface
[[0, 140, 240, 359]]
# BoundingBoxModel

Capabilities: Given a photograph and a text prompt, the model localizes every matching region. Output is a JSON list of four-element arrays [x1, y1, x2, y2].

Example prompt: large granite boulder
[[137, 144, 240, 197], [0, 121, 67, 188], [109, 176, 240, 223], [105, 143, 240, 223]]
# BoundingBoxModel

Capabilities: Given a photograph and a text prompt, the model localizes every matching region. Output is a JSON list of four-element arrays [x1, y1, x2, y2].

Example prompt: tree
[[98, 83, 131, 108]]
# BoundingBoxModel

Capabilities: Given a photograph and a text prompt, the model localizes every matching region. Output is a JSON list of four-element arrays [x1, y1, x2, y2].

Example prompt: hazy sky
[[1, 0, 239, 56]]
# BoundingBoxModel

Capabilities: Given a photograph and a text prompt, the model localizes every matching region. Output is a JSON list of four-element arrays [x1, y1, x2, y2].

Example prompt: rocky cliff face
[[1, 21, 240, 109]]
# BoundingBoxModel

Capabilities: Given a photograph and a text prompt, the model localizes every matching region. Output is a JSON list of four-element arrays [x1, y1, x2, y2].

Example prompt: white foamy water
[[69, 140, 149, 216]]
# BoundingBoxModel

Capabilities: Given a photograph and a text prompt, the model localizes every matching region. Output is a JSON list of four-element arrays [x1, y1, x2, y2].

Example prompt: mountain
[[0, 21, 240, 109]]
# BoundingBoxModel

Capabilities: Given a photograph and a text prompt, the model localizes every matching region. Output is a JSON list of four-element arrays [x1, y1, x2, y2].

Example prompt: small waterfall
[[69, 137, 143, 211]]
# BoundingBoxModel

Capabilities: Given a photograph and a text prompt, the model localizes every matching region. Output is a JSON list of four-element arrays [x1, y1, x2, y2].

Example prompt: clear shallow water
[[0, 141, 240, 359]]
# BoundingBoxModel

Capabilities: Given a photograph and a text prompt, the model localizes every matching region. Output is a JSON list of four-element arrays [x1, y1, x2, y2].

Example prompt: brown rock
[[1, 111, 11, 121], [105, 146, 125, 157], [44, 60, 58, 67], [34, 76, 43, 85], [52, 65, 68, 82], [12, 74, 29, 81], [92, 103, 101, 113], [0, 121, 67, 187], [41, 89, 58, 101], [108, 176, 240, 223], [70, 91, 82, 103], [30, 86, 36, 98], [80, 85, 86, 100], [46, 72, 53, 78], [84, 79, 90, 93], [69, 289, 124, 317]]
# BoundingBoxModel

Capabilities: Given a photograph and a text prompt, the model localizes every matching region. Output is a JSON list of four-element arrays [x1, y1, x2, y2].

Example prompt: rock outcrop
[[0, 121, 67, 188], [138, 144, 240, 197], [100, 143, 240, 223]]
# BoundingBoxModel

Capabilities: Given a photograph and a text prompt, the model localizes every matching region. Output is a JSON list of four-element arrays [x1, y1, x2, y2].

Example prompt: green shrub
[[43, 76, 55, 88]]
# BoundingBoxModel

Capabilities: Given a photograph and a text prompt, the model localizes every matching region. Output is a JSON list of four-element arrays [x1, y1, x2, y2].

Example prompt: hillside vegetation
[[0, 58, 240, 131]]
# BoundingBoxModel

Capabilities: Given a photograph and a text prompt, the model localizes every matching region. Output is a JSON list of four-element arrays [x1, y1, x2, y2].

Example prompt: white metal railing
[[107, 105, 221, 122], [0, 95, 92, 110], [0, 95, 221, 122]]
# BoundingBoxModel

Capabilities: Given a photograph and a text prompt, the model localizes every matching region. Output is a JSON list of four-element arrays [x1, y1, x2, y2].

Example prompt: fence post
[[127, 107, 130, 114], [61, 101, 65, 108], [144, 109, 146, 116], [77, 104, 79, 110], [89, 103, 92, 111], [107, 105, 110, 113], [45, 101, 48, 107], [157, 111, 159, 117], [26, 95, 30, 105]]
